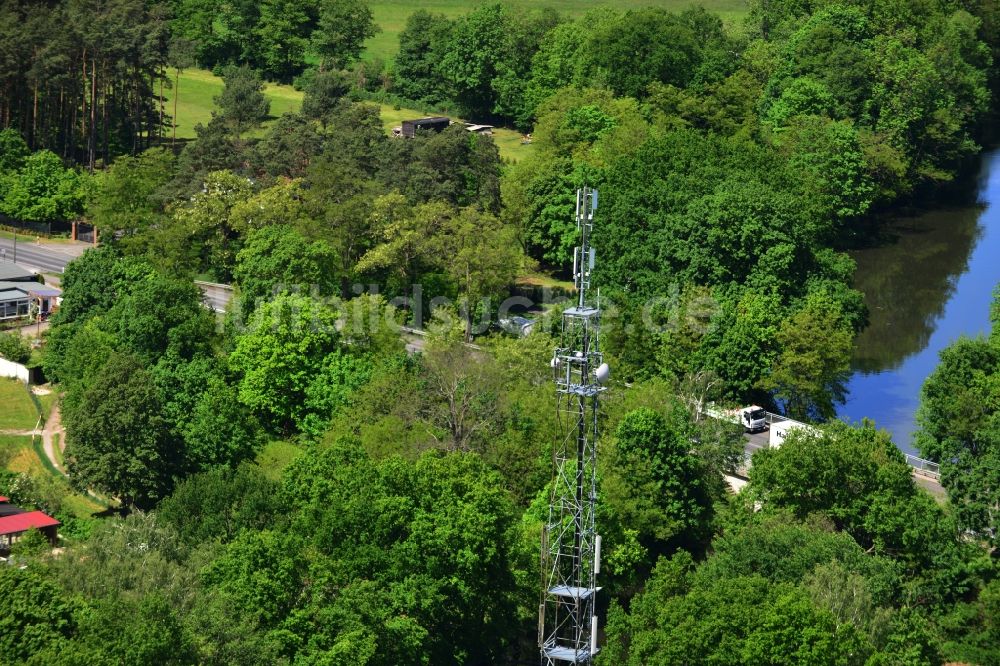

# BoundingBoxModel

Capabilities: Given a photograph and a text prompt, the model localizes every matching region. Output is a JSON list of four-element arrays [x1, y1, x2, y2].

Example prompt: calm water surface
[[838, 149, 1000, 454]]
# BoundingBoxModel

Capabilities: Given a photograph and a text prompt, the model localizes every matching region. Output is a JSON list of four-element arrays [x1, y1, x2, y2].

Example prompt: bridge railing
[[194, 280, 234, 291], [765, 411, 787, 426], [905, 454, 941, 479]]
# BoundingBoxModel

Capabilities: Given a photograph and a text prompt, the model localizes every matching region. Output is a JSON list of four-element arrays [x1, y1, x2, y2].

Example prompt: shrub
[[0, 331, 30, 364]]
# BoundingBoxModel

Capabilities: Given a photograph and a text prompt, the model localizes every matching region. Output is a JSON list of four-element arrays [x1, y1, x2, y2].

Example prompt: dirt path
[[18, 390, 109, 507], [40, 399, 66, 476]]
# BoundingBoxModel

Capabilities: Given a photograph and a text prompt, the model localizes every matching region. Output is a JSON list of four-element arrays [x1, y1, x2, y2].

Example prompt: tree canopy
[[916, 288, 1000, 546], [64, 353, 179, 510], [9, 0, 1000, 664]]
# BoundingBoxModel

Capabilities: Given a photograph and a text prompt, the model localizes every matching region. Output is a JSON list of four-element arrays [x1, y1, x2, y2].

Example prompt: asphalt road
[[0, 238, 91, 274], [0, 241, 240, 317], [743, 428, 771, 454], [194, 281, 234, 313]]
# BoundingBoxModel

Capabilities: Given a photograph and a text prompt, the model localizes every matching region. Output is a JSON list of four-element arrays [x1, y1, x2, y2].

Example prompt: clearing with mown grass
[[0, 433, 32, 465], [6, 435, 41, 475], [161, 2, 751, 161], [0, 379, 38, 431], [163, 68, 304, 141], [363, 0, 749, 62], [164, 68, 535, 161]]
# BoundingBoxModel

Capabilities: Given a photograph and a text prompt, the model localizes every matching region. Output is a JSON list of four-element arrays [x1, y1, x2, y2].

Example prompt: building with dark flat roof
[[0, 503, 24, 518], [399, 117, 451, 138], [0, 264, 37, 282]]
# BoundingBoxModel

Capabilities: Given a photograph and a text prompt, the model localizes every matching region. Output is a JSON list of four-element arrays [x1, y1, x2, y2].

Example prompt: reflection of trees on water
[[850, 205, 983, 374]]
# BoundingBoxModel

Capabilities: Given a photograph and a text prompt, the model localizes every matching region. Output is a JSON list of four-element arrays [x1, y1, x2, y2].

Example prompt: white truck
[[768, 419, 821, 448], [739, 406, 768, 432]]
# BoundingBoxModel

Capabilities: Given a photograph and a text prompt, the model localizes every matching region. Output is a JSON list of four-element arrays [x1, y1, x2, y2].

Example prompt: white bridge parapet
[[904, 454, 941, 480], [705, 404, 941, 481]]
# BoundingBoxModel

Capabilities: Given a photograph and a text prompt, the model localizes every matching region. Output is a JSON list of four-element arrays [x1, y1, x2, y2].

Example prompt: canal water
[[838, 148, 1000, 454]]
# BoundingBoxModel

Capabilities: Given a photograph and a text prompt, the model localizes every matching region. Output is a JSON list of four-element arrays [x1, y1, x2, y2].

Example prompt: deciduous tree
[[603, 406, 715, 566], [748, 421, 913, 540], [64, 353, 179, 510], [252, 0, 315, 82], [87, 148, 175, 242], [0, 128, 29, 172], [2, 150, 87, 225], [436, 206, 521, 341], [300, 70, 352, 122], [233, 224, 337, 315], [0, 567, 77, 662], [311, 0, 378, 71], [228, 293, 340, 432], [761, 294, 853, 420], [916, 301, 1000, 545], [392, 10, 452, 105]]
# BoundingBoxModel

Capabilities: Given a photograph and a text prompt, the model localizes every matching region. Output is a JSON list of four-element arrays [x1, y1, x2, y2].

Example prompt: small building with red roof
[[0, 509, 60, 552]]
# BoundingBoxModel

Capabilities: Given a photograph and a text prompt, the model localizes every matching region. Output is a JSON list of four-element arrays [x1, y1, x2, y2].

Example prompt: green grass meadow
[[165, 68, 534, 161], [364, 0, 750, 62], [0, 434, 34, 480], [0, 379, 38, 431], [0, 433, 31, 458], [164, 68, 306, 140]]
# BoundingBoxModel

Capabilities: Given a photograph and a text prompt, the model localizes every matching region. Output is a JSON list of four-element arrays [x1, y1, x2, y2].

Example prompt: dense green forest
[[2, 0, 1000, 664]]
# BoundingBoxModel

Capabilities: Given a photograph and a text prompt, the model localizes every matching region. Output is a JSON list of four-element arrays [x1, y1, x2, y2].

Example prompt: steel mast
[[540, 187, 609, 665]]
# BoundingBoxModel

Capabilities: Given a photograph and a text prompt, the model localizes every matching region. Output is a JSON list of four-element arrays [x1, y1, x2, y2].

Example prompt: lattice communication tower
[[539, 187, 609, 665]]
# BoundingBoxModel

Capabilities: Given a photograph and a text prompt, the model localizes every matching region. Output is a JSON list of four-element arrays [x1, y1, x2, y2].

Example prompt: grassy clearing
[[6, 435, 41, 474], [0, 433, 31, 463], [5, 434, 108, 518], [61, 492, 105, 520], [364, 0, 750, 62], [160, 2, 751, 158], [256, 440, 303, 480], [0, 379, 38, 431], [516, 271, 575, 291], [0, 383, 106, 519], [378, 103, 431, 131], [13, 434, 106, 519], [162, 68, 221, 140], [376, 103, 533, 162], [164, 68, 532, 161], [491, 127, 534, 164], [52, 432, 63, 468], [163, 68, 306, 141]]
